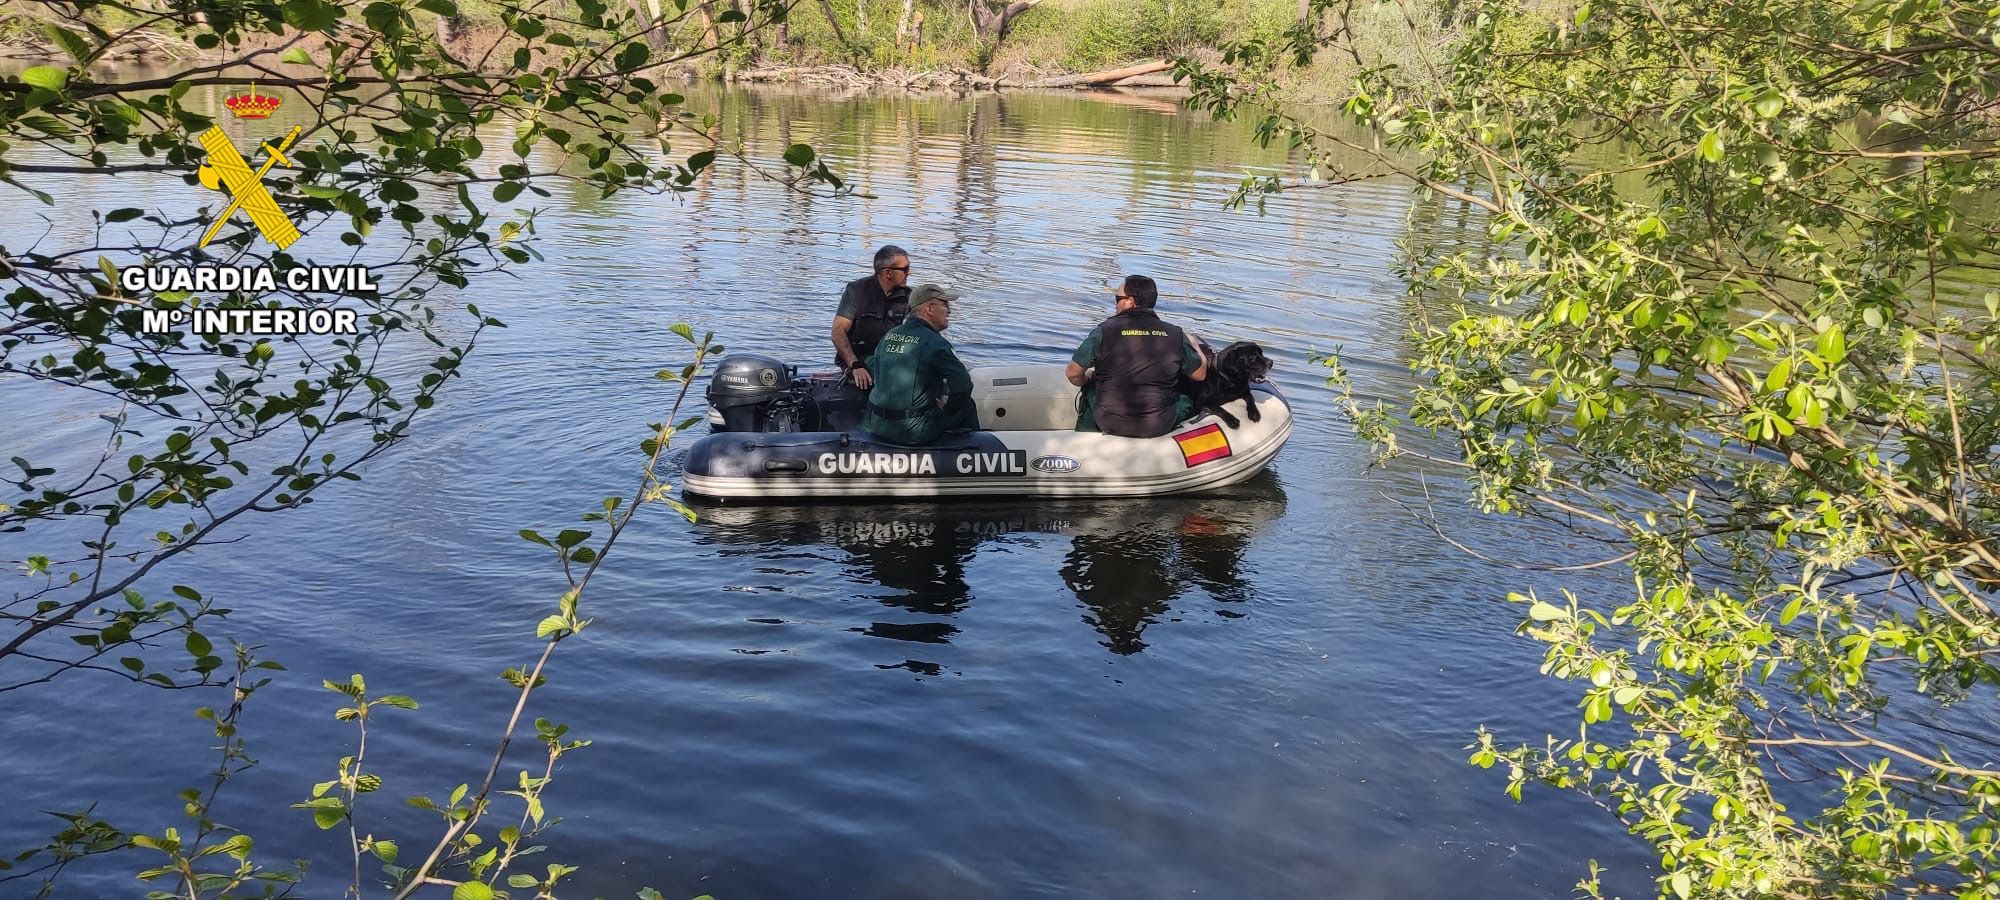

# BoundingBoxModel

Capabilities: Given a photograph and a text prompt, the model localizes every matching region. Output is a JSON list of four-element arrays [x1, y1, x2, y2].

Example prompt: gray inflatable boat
[[684, 354, 1292, 501]]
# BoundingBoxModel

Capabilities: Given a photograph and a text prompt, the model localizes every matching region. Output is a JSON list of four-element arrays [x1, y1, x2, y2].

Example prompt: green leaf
[[452, 882, 494, 900], [509, 874, 541, 888], [670, 323, 695, 342], [312, 804, 345, 830], [554, 529, 590, 548], [105, 208, 144, 223], [1751, 88, 1783, 118], [536, 616, 569, 639], [377, 694, 419, 709], [1815, 325, 1847, 364], [783, 143, 816, 167], [372, 840, 399, 862], [20, 66, 68, 92], [418, 0, 459, 14], [494, 182, 524, 203], [1697, 130, 1724, 163], [220, 834, 253, 861], [42, 25, 90, 63], [185, 632, 212, 658], [282, 0, 341, 30], [280, 48, 315, 65], [1764, 357, 1791, 393], [615, 41, 650, 71], [1528, 601, 1565, 622]]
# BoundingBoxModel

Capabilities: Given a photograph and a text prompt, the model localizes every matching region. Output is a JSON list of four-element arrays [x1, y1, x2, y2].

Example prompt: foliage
[[1185, 0, 2000, 896], [1003, 0, 1221, 70]]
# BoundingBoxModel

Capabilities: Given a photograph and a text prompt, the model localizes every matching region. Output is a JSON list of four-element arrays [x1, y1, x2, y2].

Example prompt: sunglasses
[[882, 265, 911, 273], [1113, 293, 1132, 302]]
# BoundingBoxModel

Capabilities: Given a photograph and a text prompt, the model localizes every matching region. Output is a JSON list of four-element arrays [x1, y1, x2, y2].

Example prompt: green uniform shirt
[[1070, 326, 1204, 432], [862, 317, 976, 445]]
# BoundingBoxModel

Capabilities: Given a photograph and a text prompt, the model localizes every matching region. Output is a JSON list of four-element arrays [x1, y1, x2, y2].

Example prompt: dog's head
[[1214, 341, 1273, 384]]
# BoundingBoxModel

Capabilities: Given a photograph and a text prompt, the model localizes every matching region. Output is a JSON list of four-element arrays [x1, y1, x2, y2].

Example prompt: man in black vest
[[1066, 275, 1209, 438], [831, 245, 913, 390]]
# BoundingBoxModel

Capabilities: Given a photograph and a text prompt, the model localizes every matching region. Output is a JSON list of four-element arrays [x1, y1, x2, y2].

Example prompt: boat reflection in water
[[693, 471, 1289, 658]]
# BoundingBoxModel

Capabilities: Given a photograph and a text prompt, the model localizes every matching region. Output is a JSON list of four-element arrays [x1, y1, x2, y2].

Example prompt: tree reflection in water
[[693, 471, 1288, 659]]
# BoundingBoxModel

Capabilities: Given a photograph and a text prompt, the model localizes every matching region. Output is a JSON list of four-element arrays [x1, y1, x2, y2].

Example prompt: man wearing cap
[[1066, 274, 1208, 437], [862, 284, 978, 445], [832, 245, 913, 390]]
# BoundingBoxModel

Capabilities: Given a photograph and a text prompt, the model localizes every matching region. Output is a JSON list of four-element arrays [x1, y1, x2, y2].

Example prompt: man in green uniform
[[863, 284, 979, 445], [1066, 275, 1209, 437]]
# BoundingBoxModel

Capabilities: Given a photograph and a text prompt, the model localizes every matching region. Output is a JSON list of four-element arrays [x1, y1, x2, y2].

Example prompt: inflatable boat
[[682, 353, 1292, 501]]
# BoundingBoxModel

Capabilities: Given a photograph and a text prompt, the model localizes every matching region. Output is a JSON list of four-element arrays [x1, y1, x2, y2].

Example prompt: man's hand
[[851, 366, 873, 390]]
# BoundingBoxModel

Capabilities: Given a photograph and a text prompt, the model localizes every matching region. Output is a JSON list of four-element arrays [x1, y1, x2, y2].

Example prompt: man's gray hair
[[872, 245, 909, 272]]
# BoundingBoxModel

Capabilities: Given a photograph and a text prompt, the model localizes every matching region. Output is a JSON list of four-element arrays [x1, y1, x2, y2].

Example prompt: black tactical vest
[[1091, 308, 1188, 438], [844, 276, 910, 366]]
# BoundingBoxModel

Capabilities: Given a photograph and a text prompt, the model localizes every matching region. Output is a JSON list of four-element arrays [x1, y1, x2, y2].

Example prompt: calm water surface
[[1, 83, 1659, 897]]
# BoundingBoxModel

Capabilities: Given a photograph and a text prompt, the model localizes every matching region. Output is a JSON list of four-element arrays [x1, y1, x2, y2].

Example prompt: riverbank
[[0, 0, 1382, 100], [729, 58, 1185, 91]]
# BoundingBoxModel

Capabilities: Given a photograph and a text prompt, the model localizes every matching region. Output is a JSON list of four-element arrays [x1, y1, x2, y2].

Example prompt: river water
[[1, 83, 1662, 897]]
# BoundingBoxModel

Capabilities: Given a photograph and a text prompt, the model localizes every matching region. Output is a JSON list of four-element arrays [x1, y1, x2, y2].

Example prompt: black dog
[[1191, 340, 1273, 429]]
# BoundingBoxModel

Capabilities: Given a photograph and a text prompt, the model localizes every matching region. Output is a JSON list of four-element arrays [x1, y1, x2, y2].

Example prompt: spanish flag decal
[[1175, 423, 1232, 467]]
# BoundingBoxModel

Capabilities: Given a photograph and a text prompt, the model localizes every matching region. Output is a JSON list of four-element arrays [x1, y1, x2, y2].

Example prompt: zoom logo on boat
[[814, 451, 1028, 476], [1030, 455, 1081, 473]]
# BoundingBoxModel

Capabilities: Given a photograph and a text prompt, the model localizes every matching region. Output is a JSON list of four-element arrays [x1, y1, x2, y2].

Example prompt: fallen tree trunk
[[1020, 59, 1173, 88], [1101, 72, 1181, 87]]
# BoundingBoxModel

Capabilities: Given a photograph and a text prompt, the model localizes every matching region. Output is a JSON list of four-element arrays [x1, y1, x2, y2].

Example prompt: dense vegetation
[[0, 0, 1457, 90], [1183, 0, 2000, 895]]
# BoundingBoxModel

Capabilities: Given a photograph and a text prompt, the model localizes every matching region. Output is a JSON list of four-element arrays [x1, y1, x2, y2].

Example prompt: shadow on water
[[692, 472, 1287, 657]]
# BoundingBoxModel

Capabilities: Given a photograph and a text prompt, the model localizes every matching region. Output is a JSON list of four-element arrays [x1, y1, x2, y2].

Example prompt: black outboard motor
[[706, 353, 797, 432]]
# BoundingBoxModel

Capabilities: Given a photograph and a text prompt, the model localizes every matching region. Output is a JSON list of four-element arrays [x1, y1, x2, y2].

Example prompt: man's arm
[[832, 282, 873, 388], [833, 318, 875, 389], [832, 316, 861, 368], [1066, 327, 1101, 386], [1183, 331, 1209, 382], [933, 339, 973, 398]]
